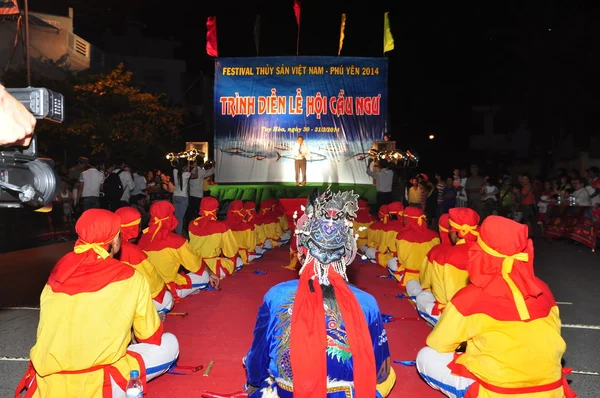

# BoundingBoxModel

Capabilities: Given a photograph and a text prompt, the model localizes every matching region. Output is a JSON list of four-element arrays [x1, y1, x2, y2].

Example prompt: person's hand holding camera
[[0, 84, 36, 147]]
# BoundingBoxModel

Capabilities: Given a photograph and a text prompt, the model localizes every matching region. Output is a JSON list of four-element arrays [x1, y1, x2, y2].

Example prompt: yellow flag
[[383, 12, 394, 53], [338, 13, 346, 56]]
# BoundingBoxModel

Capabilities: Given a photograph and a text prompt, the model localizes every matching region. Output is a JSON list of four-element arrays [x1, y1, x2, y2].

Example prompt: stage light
[[428, 134, 435, 140]]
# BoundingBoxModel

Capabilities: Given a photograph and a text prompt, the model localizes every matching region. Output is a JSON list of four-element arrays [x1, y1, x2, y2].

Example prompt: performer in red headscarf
[[412, 208, 478, 325], [259, 199, 285, 247], [370, 201, 405, 267], [263, 197, 291, 243], [225, 200, 261, 264], [417, 216, 576, 398], [189, 197, 244, 278], [409, 213, 452, 301], [387, 207, 440, 286], [116, 206, 173, 314], [239, 189, 396, 397], [361, 204, 390, 260], [244, 201, 271, 250], [139, 201, 219, 300], [16, 209, 179, 398], [353, 199, 375, 248]]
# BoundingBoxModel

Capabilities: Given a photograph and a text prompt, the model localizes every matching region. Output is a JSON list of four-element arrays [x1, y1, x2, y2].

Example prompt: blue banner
[[214, 56, 388, 184]]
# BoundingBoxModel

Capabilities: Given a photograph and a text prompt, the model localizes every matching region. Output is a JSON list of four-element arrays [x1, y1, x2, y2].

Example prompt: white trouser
[[176, 270, 210, 298], [111, 333, 180, 397], [415, 290, 440, 326], [153, 290, 174, 313], [360, 244, 369, 254], [406, 280, 423, 301], [235, 256, 244, 271], [387, 257, 400, 277], [416, 347, 474, 398], [255, 246, 265, 255], [365, 247, 377, 263], [264, 240, 273, 250], [248, 253, 262, 262], [279, 230, 291, 242]]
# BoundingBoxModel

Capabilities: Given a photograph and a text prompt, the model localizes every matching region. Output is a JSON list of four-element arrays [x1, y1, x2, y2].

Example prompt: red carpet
[[149, 247, 438, 397]]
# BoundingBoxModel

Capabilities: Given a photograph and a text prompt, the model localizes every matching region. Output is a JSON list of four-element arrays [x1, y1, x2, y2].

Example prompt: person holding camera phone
[[0, 84, 36, 147]]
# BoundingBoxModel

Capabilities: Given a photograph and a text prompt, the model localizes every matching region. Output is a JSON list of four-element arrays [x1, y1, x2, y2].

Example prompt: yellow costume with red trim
[[16, 209, 165, 397], [244, 201, 269, 249], [353, 199, 375, 248], [374, 202, 405, 267], [365, 205, 389, 250], [189, 197, 242, 279], [417, 216, 575, 398], [225, 200, 259, 264], [138, 201, 208, 299], [259, 200, 284, 247], [387, 207, 440, 287], [430, 208, 479, 310], [115, 207, 171, 311], [264, 198, 291, 240], [418, 213, 451, 292]]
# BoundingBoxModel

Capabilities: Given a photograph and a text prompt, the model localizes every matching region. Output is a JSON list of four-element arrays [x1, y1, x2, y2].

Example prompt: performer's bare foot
[[158, 312, 167, 322]]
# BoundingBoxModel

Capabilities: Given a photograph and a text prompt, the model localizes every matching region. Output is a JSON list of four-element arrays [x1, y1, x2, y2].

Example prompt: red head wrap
[[354, 199, 374, 223], [438, 213, 451, 246], [226, 200, 251, 231], [448, 208, 480, 241], [468, 216, 542, 321], [378, 204, 390, 224], [115, 207, 142, 241], [145, 201, 178, 241]]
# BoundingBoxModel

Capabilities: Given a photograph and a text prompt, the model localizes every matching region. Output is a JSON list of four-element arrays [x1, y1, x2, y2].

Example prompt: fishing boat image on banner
[[276, 152, 328, 162]]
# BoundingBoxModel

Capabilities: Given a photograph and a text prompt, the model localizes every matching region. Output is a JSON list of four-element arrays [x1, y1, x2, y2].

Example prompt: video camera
[[0, 87, 64, 209]]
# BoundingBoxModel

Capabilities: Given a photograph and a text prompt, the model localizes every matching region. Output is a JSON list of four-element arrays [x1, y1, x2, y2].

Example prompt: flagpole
[[296, 21, 300, 56], [24, 0, 31, 86]]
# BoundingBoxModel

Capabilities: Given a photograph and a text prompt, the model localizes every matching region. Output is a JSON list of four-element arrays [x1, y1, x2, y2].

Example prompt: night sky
[[27, 0, 599, 174]]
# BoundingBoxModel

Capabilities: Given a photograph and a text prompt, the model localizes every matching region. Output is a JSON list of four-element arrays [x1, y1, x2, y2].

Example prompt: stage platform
[[208, 183, 376, 204]]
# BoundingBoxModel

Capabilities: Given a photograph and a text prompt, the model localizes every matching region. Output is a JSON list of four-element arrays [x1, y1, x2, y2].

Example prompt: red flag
[[293, 0, 301, 26], [0, 0, 20, 15], [206, 16, 218, 57]]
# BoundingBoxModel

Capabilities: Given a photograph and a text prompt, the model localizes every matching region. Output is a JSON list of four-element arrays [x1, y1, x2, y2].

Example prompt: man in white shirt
[[367, 158, 394, 212], [130, 169, 147, 203], [188, 161, 216, 222], [292, 136, 310, 186], [572, 179, 592, 206], [78, 160, 105, 211]]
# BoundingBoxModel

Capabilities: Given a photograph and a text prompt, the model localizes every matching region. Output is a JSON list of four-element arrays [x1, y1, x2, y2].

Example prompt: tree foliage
[[1, 63, 185, 164]]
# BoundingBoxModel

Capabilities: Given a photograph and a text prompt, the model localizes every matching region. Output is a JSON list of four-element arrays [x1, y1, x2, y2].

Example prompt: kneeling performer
[[16, 209, 179, 397]]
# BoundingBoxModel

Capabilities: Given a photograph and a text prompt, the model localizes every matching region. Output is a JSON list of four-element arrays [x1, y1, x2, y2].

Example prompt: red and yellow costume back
[[430, 208, 479, 312], [263, 198, 290, 233], [427, 216, 574, 398], [353, 199, 375, 248], [391, 207, 440, 287], [375, 202, 405, 267], [225, 200, 257, 264], [17, 210, 163, 397], [366, 204, 390, 249], [138, 201, 205, 294], [419, 213, 451, 291], [188, 197, 241, 278], [115, 207, 168, 303], [259, 200, 284, 246], [244, 201, 268, 247]]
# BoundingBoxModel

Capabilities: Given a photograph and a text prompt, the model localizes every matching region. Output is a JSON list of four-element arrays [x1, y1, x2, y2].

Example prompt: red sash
[[449, 354, 577, 397]]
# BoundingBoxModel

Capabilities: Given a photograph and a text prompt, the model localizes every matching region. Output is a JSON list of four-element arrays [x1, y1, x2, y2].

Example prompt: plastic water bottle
[[126, 370, 143, 398]]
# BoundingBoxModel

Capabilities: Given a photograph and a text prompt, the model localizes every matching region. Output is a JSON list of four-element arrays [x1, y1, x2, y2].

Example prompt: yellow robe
[[28, 271, 161, 397], [231, 228, 257, 264], [428, 300, 566, 397], [392, 236, 440, 286], [189, 229, 240, 277], [144, 240, 203, 287]]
